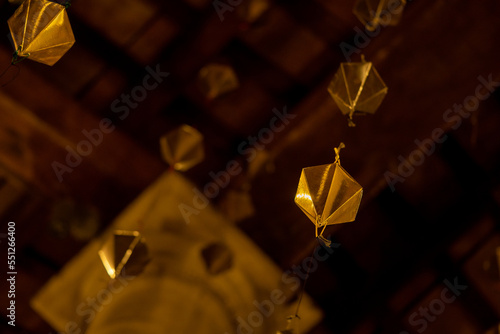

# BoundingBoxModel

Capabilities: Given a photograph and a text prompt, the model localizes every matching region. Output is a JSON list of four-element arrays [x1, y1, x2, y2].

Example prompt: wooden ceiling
[[1, 0, 500, 333]]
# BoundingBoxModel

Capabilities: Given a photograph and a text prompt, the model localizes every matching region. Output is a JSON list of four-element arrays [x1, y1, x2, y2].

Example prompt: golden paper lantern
[[7, 0, 75, 65], [328, 55, 387, 127], [353, 0, 406, 31], [98, 230, 150, 279], [160, 124, 204, 172], [294, 143, 363, 245], [198, 64, 239, 99]]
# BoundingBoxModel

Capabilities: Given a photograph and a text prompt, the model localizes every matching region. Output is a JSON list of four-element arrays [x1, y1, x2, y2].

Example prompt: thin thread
[[294, 247, 316, 318], [0, 63, 20, 87]]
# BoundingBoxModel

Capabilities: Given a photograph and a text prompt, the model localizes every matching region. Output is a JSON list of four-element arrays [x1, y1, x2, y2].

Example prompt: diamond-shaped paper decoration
[[99, 230, 150, 279], [328, 56, 387, 127], [8, 0, 75, 65], [295, 144, 362, 243], [353, 0, 406, 31], [160, 125, 204, 172], [198, 64, 239, 99]]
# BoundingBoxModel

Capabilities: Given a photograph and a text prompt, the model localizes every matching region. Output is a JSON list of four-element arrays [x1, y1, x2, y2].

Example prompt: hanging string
[[293, 246, 316, 320], [0, 46, 27, 87], [314, 142, 346, 244], [0, 63, 20, 87], [334, 142, 345, 165]]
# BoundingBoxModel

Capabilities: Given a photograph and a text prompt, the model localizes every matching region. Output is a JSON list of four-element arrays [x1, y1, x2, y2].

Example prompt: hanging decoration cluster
[[286, 2, 403, 328], [98, 125, 205, 279], [7, 0, 75, 65]]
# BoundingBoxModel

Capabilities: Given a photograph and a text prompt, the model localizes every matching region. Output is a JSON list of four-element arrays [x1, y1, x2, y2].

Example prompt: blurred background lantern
[[198, 63, 239, 100], [98, 230, 150, 279], [328, 55, 387, 126], [353, 0, 406, 31], [49, 198, 100, 241], [160, 124, 205, 172]]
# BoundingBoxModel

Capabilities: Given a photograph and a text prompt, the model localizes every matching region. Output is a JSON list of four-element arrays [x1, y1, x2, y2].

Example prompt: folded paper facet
[[353, 0, 406, 31], [295, 144, 363, 240], [8, 0, 75, 65], [160, 124, 204, 172], [98, 230, 150, 279], [198, 64, 239, 99], [328, 56, 387, 127]]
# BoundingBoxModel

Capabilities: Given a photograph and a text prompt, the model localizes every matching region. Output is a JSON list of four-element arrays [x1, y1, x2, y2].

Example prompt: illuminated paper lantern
[[160, 125, 204, 172], [7, 0, 75, 65], [328, 55, 387, 127], [294, 143, 362, 246], [198, 63, 239, 99], [353, 0, 406, 31], [99, 230, 150, 279]]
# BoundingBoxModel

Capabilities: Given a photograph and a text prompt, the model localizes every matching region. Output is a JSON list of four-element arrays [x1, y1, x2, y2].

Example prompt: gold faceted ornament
[[198, 63, 239, 99], [295, 143, 363, 246], [7, 0, 75, 65], [98, 230, 150, 279], [353, 0, 406, 31], [328, 55, 387, 127], [160, 124, 205, 172]]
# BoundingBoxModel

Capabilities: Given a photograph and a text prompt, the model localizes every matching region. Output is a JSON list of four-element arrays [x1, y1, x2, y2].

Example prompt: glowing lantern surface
[[8, 0, 75, 65], [328, 56, 387, 126], [294, 144, 363, 245], [98, 230, 150, 279]]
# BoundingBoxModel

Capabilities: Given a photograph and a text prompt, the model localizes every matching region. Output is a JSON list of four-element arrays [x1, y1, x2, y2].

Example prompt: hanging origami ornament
[[160, 124, 204, 172], [7, 0, 75, 65], [294, 143, 363, 246], [328, 55, 387, 127], [198, 63, 239, 100], [353, 0, 406, 31], [99, 230, 150, 279]]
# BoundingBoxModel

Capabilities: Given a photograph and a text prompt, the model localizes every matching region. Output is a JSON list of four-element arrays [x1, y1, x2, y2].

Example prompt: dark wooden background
[[0, 0, 499, 333]]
